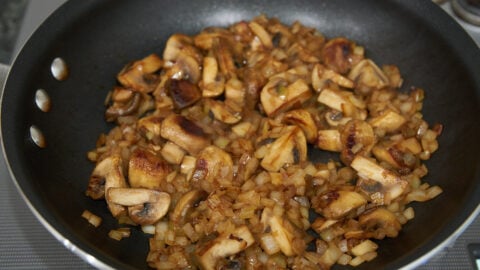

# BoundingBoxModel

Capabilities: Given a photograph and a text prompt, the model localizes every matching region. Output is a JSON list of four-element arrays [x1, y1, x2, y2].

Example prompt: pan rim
[[1, 0, 479, 269]]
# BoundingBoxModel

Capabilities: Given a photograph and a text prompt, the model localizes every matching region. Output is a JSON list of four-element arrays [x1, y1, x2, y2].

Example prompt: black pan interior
[[2, 0, 480, 269]]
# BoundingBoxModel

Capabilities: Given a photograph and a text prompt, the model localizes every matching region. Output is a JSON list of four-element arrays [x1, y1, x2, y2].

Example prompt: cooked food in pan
[[85, 15, 442, 269]]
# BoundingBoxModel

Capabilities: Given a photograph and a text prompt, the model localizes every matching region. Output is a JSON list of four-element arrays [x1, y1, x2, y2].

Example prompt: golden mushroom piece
[[196, 226, 255, 270], [86, 155, 128, 217], [128, 148, 172, 189], [107, 187, 171, 225], [260, 126, 307, 172], [160, 113, 210, 155]]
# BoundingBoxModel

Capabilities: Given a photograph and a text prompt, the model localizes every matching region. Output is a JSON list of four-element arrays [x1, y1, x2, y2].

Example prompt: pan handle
[[0, 64, 9, 92]]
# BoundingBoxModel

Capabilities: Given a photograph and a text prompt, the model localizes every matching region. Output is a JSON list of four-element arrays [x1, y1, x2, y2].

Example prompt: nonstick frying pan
[[1, 0, 480, 269]]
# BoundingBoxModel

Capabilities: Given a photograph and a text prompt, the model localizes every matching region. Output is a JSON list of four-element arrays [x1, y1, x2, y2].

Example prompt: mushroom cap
[[160, 113, 210, 155], [108, 187, 171, 225]]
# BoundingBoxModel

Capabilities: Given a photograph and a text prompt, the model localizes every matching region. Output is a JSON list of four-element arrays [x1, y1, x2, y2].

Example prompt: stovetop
[[0, 1, 479, 269]]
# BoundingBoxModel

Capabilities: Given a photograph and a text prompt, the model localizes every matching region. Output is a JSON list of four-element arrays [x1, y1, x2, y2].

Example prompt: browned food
[[85, 15, 443, 269]]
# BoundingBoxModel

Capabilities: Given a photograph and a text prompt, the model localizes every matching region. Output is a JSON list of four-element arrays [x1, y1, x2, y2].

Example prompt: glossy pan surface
[[1, 0, 480, 269]]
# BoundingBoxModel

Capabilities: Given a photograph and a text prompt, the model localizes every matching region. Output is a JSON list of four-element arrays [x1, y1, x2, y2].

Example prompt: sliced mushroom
[[163, 34, 202, 83], [317, 88, 366, 120], [396, 137, 422, 155], [160, 141, 186, 165], [324, 110, 351, 127], [248, 21, 273, 49], [196, 225, 255, 270], [137, 115, 163, 140], [163, 34, 202, 63], [316, 129, 342, 152], [260, 126, 307, 172], [359, 207, 401, 238], [201, 56, 225, 97], [321, 37, 364, 74], [105, 92, 141, 122], [171, 189, 208, 224], [86, 155, 127, 217], [212, 37, 236, 78], [340, 120, 376, 165], [206, 99, 242, 124], [348, 59, 389, 95], [382, 65, 403, 88], [128, 148, 172, 189], [171, 53, 201, 83], [192, 145, 234, 193], [311, 218, 339, 234], [117, 54, 163, 93], [368, 109, 406, 133], [268, 215, 300, 256], [194, 30, 226, 50], [260, 78, 312, 117], [165, 78, 201, 109], [107, 187, 171, 225], [225, 77, 246, 107], [283, 109, 318, 143], [311, 64, 354, 92], [351, 156, 408, 204], [372, 141, 419, 173], [312, 190, 367, 219], [160, 113, 210, 155]]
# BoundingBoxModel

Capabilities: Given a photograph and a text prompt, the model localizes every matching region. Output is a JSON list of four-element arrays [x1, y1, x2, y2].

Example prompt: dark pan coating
[[1, 0, 479, 269]]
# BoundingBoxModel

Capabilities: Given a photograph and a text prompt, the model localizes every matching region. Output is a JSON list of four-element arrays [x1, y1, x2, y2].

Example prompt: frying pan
[[1, 0, 479, 269]]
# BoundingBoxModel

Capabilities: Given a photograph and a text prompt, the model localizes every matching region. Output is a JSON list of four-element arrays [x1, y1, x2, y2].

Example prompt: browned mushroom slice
[[266, 215, 307, 256], [212, 37, 236, 78], [107, 187, 171, 225], [225, 77, 246, 107], [311, 64, 354, 92], [324, 110, 352, 127], [340, 120, 375, 165], [192, 145, 234, 193], [316, 129, 342, 152], [372, 141, 419, 173], [172, 53, 202, 83], [283, 109, 318, 143], [351, 156, 408, 204], [359, 207, 401, 238], [163, 34, 202, 83], [348, 59, 390, 95], [369, 109, 406, 133], [382, 65, 403, 88], [248, 21, 273, 49], [196, 225, 255, 270], [137, 115, 163, 140], [170, 189, 208, 224], [165, 78, 201, 109], [317, 88, 366, 120], [128, 148, 172, 189], [206, 99, 242, 124], [260, 78, 312, 117], [312, 189, 367, 220], [321, 37, 364, 74], [201, 56, 225, 97], [160, 114, 210, 155], [105, 92, 141, 122], [260, 126, 307, 172], [163, 34, 202, 63], [194, 29, 226, 50], [86, 155, 127, 217], [117, 54, 163, 93]]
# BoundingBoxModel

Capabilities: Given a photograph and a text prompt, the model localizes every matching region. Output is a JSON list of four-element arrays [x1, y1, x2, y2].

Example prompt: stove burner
[[452, 0, 480, 26]]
